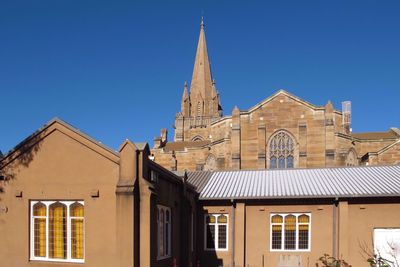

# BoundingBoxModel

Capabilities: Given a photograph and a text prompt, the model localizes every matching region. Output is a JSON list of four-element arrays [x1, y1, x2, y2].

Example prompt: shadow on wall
[[200, 210, 224, 267], [0, 129, 44, 199]]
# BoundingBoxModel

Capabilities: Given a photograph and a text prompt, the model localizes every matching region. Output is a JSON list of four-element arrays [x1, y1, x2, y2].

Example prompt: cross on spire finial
[[200, 16, 205, 29]]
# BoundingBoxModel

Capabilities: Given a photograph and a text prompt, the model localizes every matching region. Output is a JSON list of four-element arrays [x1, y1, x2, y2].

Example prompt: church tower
[[174, 18, 222, 141]]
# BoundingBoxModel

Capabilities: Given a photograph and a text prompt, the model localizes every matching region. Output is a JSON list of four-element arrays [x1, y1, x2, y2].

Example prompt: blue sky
[[1, 0, 399, 153]]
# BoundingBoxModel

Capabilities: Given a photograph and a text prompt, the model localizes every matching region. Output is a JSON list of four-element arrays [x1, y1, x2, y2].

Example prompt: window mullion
[[215, 215, 219, 250], [67, 203, 71, 260], [294, 215, 299, 251], [45, 203, 49, 259], [30, 202, 34, 259], [282, 215, 285, 250]]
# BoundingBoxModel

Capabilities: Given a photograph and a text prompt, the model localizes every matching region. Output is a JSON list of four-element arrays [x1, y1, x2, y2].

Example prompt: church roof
[[163, 140, 210, 152], [352, 129, 399, 140], [186, 165, 400, 200]]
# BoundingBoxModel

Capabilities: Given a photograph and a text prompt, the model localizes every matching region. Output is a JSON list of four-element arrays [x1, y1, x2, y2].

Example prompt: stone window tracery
[[346, 149, 358, 166], [269, 131, 295, 169]]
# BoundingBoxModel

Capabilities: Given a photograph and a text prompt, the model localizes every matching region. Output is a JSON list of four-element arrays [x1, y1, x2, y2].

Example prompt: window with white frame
[[205, 214, 228, 251], [270, 213, 311, 251], [374, 228, 400, 266], [157, 205, 171, 259], [30, 200, 84, 262]]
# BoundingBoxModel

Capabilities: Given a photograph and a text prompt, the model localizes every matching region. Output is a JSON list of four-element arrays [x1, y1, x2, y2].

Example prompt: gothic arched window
[[269, 131, 295, 169], [346, 149, 358, 166]]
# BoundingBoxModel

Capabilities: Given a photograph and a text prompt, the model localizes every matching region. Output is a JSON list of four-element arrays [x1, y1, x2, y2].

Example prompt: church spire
[[189, 17, 218, 117], [181, 81, 190, 116]]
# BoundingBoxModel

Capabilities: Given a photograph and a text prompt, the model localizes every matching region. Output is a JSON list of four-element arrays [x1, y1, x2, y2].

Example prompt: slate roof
[[185, 165, 400, 200]]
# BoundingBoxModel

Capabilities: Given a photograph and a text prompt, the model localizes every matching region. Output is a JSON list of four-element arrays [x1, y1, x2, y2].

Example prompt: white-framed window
[[157, 205, 171, 259], [204, 214, 228, 251], [30, 200, 84, 263], [374, 228, 400, 266], [270, 213, 311, 252]]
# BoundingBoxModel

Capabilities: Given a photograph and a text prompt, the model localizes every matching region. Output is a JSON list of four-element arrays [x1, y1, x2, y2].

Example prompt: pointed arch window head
[[192, 135, 204, 142], [269, 131, 295, 169]]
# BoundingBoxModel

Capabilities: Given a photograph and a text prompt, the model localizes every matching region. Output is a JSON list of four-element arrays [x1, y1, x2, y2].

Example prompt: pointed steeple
[[189, 17, 217, 117], [182, 81, 189, 100], [181, 81, 190, 116]]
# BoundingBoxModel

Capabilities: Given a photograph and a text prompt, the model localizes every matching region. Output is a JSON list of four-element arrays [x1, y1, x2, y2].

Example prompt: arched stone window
[[204, 154, 217, 171], [346, 149, 358, 166], [268, 131, 295, 169]]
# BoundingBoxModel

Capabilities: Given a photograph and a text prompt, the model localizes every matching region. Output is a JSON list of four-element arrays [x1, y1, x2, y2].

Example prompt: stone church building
[[1, 19, 400, 267], [152, 19, 400, 172]]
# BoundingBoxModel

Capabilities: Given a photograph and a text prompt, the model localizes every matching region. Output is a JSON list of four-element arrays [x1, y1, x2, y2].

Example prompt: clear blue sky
[[1, 0, 399, 153]]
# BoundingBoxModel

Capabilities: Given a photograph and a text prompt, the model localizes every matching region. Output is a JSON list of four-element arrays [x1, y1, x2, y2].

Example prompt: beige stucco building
[[152, 19, 400, 172]]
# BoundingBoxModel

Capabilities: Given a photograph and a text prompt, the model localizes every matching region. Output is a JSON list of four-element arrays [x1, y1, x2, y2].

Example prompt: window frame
[[270, 213, 311, 252], [157, 205, 172, 260], [30, 200, 85, 263], [204, 214, 229, 252]]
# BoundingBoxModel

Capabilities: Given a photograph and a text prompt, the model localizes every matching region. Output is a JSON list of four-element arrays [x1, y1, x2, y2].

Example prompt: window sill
[[30, 258, 85, 264], [270, 249, 311, 252], [204, 248, 229, 252], [157, 255, 171, 261]]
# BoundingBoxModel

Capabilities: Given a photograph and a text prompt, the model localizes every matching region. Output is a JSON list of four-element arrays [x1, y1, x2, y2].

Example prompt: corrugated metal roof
[[185, 171, 214, 192], [189, 165, 400, 200]]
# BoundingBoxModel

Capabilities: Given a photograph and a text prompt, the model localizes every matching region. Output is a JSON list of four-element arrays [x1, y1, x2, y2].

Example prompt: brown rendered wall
[[198, 199, 400, 267], [0, 121, 197, 267], [0, 127, 120, 267], [347, 202, 400, 266]]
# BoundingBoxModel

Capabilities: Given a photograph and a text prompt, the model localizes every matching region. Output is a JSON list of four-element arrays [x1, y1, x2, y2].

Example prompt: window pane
[[49, 203, 67, 259], [71, 219, 84, 259], [272, 225, 282, 249], [278, 157, 285, 168], [207, 215, 216, 224], [165, 221, 169, 255], [271, 215, 283, 223], [160, 210, 164, 256], [33, 202, 47, 258], [287, 156, 294, 168], [70, 202, 84, 217], [298, 214, 309, 223], [284, 215, 296, 250], [218, 225, 227, 249], [34, 218, 46, 257], [270, 157, 277, 169], [206, 224, 215, 249], [217, 215, 227, 224], [298, 224, 309, 249], [33, 202, 46, 216]]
